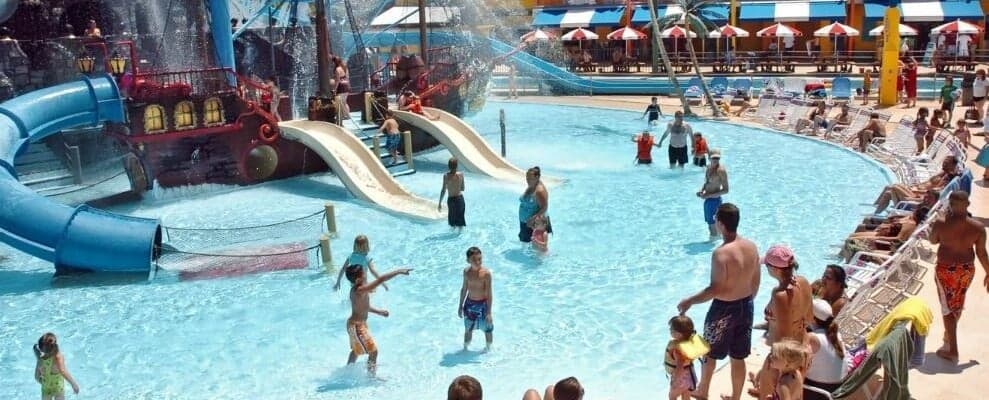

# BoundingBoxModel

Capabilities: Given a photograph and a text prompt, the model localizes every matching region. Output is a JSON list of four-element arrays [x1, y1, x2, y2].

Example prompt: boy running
[[459, 247, 494, 351], [344, 265, 412, 376], [642, 97, 664, 126]]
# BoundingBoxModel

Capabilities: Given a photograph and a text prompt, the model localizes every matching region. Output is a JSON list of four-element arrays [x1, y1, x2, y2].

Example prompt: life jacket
[[664, 334, 711, 375], [636, 136, 654, 160]]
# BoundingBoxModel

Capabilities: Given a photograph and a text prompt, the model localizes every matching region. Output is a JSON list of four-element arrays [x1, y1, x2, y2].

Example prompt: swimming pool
[[0, 102, 891, 399]]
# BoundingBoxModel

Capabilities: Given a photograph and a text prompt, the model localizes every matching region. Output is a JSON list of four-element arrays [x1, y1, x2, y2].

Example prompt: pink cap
[[761, 245, 794, 268]]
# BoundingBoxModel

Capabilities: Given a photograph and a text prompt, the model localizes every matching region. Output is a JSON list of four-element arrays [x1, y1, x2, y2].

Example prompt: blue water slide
[[488, 38, 676, 95], [0, 75, 161, 274]]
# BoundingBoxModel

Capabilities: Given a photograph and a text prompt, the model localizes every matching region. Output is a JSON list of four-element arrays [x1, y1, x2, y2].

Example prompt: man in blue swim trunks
[[379, 110, 404, 166], [459, 247, 493, 351], [696, 149, 729, 240]]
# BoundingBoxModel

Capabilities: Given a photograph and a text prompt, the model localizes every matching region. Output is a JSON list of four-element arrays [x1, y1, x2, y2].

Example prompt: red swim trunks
[[934, 262, 975, 316]]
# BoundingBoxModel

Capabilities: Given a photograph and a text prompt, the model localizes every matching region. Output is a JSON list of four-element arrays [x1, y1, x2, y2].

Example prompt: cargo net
[[154, 209, 330, 278]]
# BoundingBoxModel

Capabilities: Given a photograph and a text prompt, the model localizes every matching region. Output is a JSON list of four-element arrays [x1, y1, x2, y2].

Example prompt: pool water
[[0, 102, 891, 399]]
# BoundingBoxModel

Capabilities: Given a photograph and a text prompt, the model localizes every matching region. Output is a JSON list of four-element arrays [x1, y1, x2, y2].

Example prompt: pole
[[403, 131, 414, 169], [499, 109, 506, 157], [418, 0, 429, 68], [879, 2, 901, 106], [268, 6, 276, 76], [314, 0, 333, 97], [324, 202, 337, 236], [319, 234, 333, 272]]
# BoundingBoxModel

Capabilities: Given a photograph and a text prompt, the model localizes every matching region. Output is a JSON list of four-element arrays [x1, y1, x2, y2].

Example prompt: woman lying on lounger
[[872, 156, 959, 214], [839, 206, 929, 262]]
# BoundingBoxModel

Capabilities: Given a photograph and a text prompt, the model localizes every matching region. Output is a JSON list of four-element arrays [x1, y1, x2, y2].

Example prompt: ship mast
[[314, 0, 334, 97], [418, 0, 428, 68]]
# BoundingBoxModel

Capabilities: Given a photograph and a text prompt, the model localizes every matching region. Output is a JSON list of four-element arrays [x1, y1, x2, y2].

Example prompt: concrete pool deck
[[503, 95, 989, 399]]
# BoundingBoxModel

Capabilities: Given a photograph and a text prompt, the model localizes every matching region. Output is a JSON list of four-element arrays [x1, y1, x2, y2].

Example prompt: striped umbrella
[[708, 24, 750, 64], [813, 22, 859, 37], [560, 27, 599, 41], [520, 28, 555, 43], [930, 19, 983, 35], [757, 23, 802, 64], [607, 26, 647, 41], [661, 26, 697, 60], [868, 23, 918, 37]]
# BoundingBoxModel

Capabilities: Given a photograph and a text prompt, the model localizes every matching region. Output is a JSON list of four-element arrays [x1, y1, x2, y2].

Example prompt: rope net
[[156, 243, 322, 281], [162, 209, 328, 250]]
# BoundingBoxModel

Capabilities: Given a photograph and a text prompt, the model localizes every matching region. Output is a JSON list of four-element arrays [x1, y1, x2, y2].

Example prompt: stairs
[[341, 112, 416, 177], [13, 142, 79, 192]]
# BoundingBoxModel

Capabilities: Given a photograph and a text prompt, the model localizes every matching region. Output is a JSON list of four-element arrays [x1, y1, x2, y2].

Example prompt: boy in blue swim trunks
[[380, 110, 404, 166], [459, 247, 493, 351], [696, 149, 729, 240]]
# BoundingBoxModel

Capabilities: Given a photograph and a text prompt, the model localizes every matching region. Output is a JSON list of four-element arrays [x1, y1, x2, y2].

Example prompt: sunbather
[[823, 104, 852, 138], [839, 206, 929, 262], [855, 112, 885, 152], [872, 157, 959, 214], [794, 101, 828, 135], [857, 189, 938, 232]]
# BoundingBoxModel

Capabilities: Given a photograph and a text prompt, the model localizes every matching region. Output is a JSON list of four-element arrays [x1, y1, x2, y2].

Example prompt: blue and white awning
[[864, 0, 984, 22], [531, 7, 625, 28], [630, 4, 729, 25], [739, 1, 845, 22]]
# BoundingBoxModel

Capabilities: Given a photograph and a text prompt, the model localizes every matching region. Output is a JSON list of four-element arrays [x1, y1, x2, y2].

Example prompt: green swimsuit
[[40, 356, 64, 397]]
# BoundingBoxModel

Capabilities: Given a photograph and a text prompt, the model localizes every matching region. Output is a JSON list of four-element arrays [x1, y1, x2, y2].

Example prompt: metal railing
[[63, 142, 82, 185]]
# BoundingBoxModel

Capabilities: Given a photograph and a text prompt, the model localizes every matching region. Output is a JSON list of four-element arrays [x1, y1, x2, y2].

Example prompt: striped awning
[[739, 1, 845, 22], [864, 0, 984, 22], [630, 4, 729, 25], [369, 6, 460, 27], [531, 6, 625, 28]]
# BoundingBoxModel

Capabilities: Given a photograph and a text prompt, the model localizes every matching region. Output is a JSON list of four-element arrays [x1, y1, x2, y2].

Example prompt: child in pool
[[334, 234, 387, 291], [344, 265, 411, 377], [34, 332, 80, 400], [530, 216, 549, 252], [666, 315, 708, 400], [769, 339, 808, 400]]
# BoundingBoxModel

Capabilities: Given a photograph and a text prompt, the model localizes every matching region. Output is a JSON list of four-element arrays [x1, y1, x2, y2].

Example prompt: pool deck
[[506, 95, 989, 399]]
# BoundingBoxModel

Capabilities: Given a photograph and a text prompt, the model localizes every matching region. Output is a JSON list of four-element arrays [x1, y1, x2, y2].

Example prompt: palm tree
[[646, 0, 692, 116], [659, 0, 724, 118]]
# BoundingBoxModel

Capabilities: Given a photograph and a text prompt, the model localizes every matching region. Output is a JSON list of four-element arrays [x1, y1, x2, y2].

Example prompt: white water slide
[[392, 107, 532, 184], [278, 120, 442, 220]]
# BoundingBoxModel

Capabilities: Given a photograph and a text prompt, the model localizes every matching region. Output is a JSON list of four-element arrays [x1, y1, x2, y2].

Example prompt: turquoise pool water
[[0, 102, 891, 399]]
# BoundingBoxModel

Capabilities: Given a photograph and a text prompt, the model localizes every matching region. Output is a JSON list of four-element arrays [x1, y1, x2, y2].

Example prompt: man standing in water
[[439, 157, 466, 230], [459, 247, 493, 351], [677, 203, 760, 400], [929, 191, 989, 362], [697, 149, 729, 240], [658, 111, 693, 169]]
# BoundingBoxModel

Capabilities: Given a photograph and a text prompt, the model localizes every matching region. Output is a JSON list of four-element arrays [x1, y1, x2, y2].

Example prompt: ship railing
[[133, 68, 237, 98]]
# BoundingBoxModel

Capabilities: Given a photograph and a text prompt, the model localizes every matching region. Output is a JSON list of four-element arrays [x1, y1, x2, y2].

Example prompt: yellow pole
[[879, 6, 901, 106], [730, 0, 738, 49]]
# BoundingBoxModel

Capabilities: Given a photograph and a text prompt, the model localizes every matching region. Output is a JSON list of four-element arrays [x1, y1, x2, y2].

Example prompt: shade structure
[[708, 24, 750, 39], [560, 27, 599, 41], [607, 26, 647, 41], [813, 22, 859, 37], [930, 19, 983, 35], [520, 28, 555, 43], [756, 22, 803, 37], [868, 24, 918, 37], [660, 25, 698, 38]]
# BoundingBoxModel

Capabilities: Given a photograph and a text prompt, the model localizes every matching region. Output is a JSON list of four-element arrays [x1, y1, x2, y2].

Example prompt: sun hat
[[812, 298, 833, 321], [761, 244, 794, 268], [709, 149, 722, 159]]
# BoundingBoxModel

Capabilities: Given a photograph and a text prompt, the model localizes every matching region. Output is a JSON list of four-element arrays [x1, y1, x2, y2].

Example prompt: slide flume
[[278, 120, 443, 220]]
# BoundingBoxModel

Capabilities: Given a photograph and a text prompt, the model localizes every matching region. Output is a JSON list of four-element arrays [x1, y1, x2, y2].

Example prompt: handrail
[[63, 142, 83, 185]]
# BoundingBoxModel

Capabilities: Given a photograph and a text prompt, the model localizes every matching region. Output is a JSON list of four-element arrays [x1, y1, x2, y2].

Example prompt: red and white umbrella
[[607, 26, 647, 41], [520, 28, 555, 43], [560, 27, 599, 41], [708, 24, 750, 39], [813, 22, 860, 37], [930, 19, 983, 35], [868, 24, 918, 37], [660, 25, 697, 38], [756, 23, 802, 38]]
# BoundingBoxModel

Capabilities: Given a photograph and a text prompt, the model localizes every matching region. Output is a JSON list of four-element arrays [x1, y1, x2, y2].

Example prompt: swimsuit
[[447, 194, 466, 227], [703, 197, 722, 225], [935, 262, 975, 316], [664, 343, 699, 392], [345, 253, 371, 272], [385, 132, 402, 151], [518, 192, 552, 242], [703, 296, 753, 360], [39, 356, 64, 397], [636, 136, 654, 163], [463, 298, 494, 332], [347, 320, 377, 355]]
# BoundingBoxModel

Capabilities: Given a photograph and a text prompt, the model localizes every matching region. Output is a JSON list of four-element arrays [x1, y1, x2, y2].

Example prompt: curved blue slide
[[0, 75, 161, 274]]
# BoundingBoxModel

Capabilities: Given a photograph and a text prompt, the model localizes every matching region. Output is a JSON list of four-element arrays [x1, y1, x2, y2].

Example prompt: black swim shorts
[[703, 296, 754, 360], [668, 146, 688, 166]]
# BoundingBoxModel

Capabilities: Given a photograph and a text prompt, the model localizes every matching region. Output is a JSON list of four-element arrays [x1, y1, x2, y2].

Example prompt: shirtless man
[[379, 111, 403, 165], [678, 203, 760, 400], [929, 191, 989, 362], [459, 247, 493, 351], [824, 104, 853, 138], [439, 157, 466, 230], [855, 112, 885, 152], [658, 111, 693, 169], [698, 149, 729, 239], [344, 265, 412, 376]]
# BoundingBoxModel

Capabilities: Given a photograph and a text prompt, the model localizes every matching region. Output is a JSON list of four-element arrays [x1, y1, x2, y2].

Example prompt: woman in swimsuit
[[34, 332, 80, 400], [814, 265, 848, 317], [839, 206, 929, 262], [333, 56, 351, 119], [518, 167, 551, 243]]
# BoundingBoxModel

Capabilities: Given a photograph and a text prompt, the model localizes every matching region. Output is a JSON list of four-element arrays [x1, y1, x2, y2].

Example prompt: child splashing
[[334, 235, 387, 291], [34, 332, 80, 400], [665, 316, 709, 400]]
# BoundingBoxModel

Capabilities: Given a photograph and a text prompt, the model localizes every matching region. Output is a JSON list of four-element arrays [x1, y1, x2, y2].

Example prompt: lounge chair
[[781, 77, 806, 98], [805, 321, 914, 399], [830, 77, 852, 103], [709, 76, 729, 97], [731, 78, 753, 104], [684, 77, 703, 105]]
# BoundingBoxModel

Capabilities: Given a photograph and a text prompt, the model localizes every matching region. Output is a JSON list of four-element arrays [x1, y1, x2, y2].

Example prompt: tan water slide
[[392, 107, 532, 183], [278, 120, 443, 220]]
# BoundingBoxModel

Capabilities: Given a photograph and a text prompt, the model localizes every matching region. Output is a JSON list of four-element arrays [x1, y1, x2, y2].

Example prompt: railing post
[[372, 136, 381, 160], [65, 143, 82, 184], [402, 130, 414, 170], [499, 109, 506, 157], [363, 92, 373, 123], [319, 234, 333, 272], [324, 202, 338, 237]]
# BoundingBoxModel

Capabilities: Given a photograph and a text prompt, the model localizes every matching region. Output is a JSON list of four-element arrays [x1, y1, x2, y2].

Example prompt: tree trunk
[[647, 0, 692, 116], [682, 24, 722, 118]]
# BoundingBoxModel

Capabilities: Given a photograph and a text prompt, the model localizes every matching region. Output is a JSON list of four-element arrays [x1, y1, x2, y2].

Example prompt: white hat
[[812, 298, 833, 321]]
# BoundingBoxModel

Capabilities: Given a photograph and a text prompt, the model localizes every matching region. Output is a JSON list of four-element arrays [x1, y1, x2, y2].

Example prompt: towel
[[865, 297, 933, 350], [834, 323, 913, 400]]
